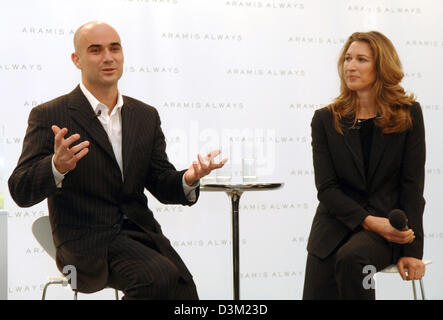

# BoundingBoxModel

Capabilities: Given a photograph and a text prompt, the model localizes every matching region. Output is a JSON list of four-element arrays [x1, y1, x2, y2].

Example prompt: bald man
[[9, 21, 225, 299]]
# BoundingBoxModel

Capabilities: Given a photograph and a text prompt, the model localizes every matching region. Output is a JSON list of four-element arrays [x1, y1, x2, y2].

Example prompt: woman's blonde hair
[[329, 31, 415, 134]]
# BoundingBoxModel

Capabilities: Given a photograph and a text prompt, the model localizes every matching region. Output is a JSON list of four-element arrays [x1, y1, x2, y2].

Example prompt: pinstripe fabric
[[107, 220, 198, 299], [9, 86, 199, 296]]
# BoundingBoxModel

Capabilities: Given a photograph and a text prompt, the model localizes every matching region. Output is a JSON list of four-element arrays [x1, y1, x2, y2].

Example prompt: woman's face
[[343, 41, 377, 93]]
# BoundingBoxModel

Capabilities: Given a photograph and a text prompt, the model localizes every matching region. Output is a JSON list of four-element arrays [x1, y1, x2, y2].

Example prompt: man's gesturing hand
[[184, 149, 227, 186], [52, 125, 90, 174]]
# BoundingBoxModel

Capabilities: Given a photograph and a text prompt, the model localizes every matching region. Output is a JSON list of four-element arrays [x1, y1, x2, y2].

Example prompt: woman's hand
[[362, 215, 414, 244], [397, 257, 426, 281]]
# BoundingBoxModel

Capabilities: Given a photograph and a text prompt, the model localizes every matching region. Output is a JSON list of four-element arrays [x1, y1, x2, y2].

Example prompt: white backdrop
[[0, 0, 442, 300]]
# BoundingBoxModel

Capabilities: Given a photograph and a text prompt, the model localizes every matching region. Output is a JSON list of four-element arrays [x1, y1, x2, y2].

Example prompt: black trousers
[[106, 219, 199, 300], [302, 230, 395, 300]]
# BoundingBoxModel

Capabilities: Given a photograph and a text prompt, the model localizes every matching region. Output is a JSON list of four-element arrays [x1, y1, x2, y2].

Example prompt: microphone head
[[388, 209, 408, 230]]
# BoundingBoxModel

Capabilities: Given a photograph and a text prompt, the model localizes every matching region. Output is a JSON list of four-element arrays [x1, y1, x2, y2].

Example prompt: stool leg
[[41, 282, 51, 300], [115, 289, 119, 300], [42, 280, 64, 300], [419, 279, 426, 300], [73, 290, 78, 300], [412, 280, 417, 300]]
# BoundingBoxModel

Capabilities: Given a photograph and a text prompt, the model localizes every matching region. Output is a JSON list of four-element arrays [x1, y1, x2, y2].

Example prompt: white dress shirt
[[52, 83, 197, 201]]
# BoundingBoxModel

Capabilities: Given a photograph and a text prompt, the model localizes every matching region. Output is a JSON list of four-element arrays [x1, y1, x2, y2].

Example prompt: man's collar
[[79, 82, 123, 114]]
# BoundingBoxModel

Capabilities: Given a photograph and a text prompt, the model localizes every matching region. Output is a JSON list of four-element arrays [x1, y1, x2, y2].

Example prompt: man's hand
[[397, 257, 426, 281], [362, 215, 415, 244], [184, 149, 227, 186], [52, 125, 90, 174]]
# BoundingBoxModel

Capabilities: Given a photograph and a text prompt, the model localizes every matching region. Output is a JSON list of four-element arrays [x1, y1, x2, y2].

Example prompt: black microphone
[[352, 120, 362, 130], [93, 109, 102, 118], [388, 209, 409, 231], [352, 119, 366, 130]]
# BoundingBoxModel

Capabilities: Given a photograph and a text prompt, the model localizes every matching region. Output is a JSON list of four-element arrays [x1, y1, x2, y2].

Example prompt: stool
[[42, 275, 119, 300], [33, 216, 120, 300], [378, 260, 432, 300]]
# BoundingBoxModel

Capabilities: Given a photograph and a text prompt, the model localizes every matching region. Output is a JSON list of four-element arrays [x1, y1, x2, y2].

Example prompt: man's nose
[[102, 48, 114, 62]]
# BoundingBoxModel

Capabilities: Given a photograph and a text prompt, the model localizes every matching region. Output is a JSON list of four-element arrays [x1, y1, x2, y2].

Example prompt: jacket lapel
[[67, 86, 118, 165], [344, 127, 366, 184], [121, 98, 138, 182], [366, 125, 394, 184]]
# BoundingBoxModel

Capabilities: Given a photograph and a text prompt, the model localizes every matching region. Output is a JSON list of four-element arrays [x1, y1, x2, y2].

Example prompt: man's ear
[[71, 52, 82, 70]]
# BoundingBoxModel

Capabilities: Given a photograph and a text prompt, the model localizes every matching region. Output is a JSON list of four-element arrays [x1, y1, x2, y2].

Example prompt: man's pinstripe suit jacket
[[9, 86, 199, 293]]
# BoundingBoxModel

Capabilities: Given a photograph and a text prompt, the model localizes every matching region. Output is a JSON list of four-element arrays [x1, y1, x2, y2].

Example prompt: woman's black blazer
[[307, 102, 425, 260]]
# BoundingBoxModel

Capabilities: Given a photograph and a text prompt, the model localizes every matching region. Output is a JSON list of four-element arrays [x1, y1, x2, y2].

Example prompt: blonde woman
[[303, 31, 426, 299]]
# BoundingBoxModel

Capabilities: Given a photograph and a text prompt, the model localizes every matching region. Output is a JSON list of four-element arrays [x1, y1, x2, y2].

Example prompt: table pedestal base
[[226, 191, 243, 300], [200, 183, 283, 300]]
